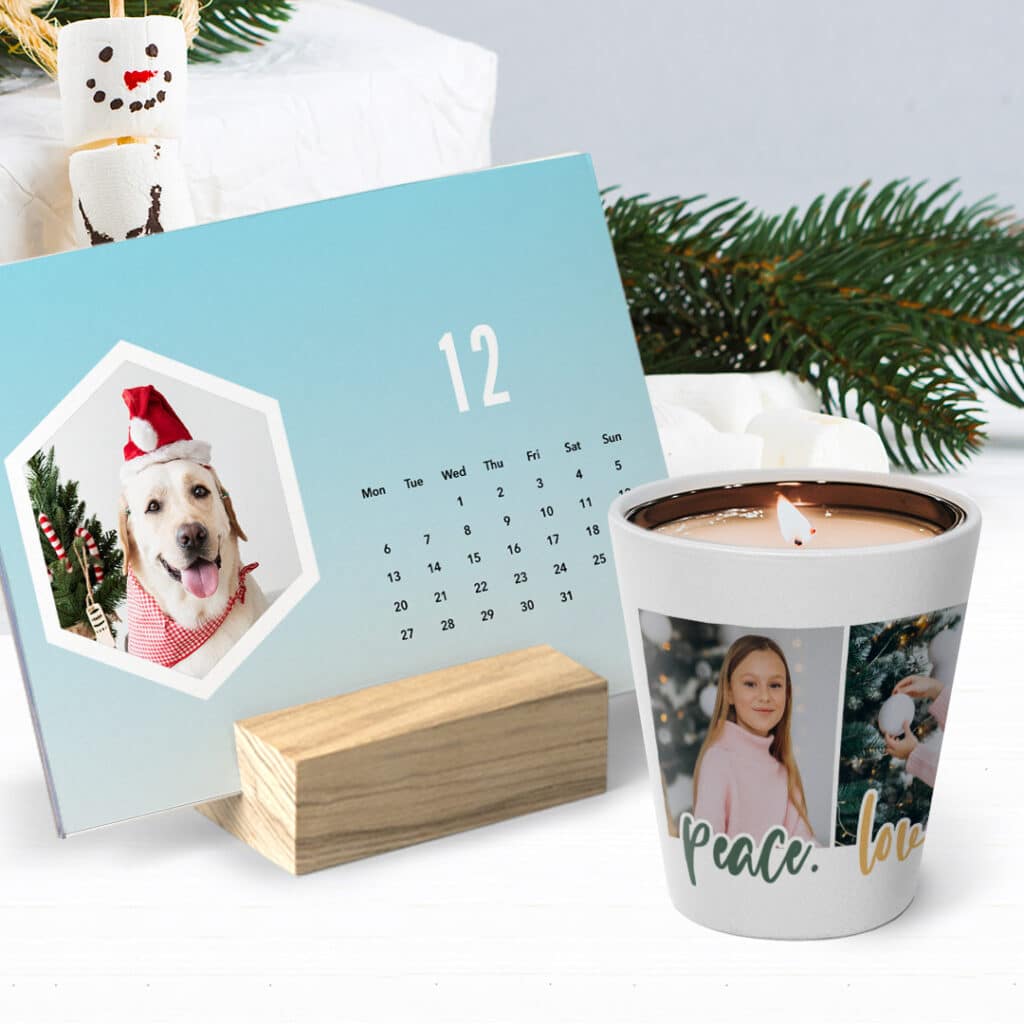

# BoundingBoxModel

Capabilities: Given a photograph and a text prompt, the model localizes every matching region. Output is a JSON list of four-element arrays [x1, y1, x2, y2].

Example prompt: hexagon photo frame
[[4, 341, 319, 700]]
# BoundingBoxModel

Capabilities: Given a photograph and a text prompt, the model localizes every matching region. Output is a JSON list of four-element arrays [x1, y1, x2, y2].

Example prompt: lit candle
[[608, 470, 981, 940], [650, 491, 942, 549]]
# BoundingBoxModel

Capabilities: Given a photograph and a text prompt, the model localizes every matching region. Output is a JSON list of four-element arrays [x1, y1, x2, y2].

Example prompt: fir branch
[[840, 721, 886, 761], [607, 179, 1024, 470]]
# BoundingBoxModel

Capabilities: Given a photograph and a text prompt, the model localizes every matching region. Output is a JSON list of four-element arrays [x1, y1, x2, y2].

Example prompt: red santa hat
[[121, 385, 211, 480]]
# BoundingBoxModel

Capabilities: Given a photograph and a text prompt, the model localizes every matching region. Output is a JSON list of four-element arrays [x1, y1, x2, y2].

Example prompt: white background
[[1, 1, 1022, 1019], [377, 0, 1024, 213]]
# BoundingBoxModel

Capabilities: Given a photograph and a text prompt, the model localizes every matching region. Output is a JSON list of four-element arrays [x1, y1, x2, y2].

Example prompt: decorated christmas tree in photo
[[27, 447, 125, 642]]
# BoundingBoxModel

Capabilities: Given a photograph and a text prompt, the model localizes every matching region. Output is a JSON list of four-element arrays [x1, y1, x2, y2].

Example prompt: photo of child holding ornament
[[882, 675, 950, 788], [638, 613, 843, 845], [834, 606, 965, 845], [692, 634, 815, 842]]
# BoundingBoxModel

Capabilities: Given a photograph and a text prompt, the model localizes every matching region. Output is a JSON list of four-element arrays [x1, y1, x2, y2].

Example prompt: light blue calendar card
[[0, 154, 666, 832]]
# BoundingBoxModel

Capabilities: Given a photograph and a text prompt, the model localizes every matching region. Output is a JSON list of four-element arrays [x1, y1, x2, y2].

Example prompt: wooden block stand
[[197, 645, 608, 874]]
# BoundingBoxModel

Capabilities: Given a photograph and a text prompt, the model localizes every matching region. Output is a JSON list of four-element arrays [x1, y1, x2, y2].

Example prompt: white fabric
[[646, 370, 889, 475], [0, 1, 497, 264], [649, 398, 765, 476], [69, 142, 195, 247], [746, 407, 890, 473], [58, 16, 188, 148], [659, 420, 764, 476], [646, 372, 763, 434]]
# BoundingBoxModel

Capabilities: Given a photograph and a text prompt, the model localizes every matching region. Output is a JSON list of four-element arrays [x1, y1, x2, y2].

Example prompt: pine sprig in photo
[[607, 180, 1024, 471]]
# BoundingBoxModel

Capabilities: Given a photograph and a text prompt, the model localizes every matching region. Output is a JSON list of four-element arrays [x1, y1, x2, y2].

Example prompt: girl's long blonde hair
[[692, 634, 813, 836]]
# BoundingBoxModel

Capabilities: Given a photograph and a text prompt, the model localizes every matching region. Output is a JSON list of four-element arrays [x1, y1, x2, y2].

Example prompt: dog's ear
[[211, 469, 248, 542], [118, 497, 137, 570]]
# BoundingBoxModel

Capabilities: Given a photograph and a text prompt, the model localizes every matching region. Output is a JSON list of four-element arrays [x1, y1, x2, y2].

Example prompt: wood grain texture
[[197, 645, 608, 874]]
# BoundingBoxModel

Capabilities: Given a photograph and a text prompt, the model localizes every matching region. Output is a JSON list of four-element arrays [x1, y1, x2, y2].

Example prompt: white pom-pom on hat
[[129, 417, 159, 453]]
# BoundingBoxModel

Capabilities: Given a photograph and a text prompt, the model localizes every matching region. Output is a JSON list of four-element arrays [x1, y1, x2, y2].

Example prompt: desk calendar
[[0, 155, 666, 833]]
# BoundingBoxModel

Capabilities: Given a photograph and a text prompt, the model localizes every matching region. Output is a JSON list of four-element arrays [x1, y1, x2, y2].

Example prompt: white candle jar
[[608, 469, 981, 938]]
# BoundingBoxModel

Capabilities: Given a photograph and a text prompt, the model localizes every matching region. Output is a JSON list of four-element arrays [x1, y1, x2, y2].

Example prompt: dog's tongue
[[182, 559, 220, 599]]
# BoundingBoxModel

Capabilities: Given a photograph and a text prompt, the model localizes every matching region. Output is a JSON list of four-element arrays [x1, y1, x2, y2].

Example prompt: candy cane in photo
[[38, 513, 73, 572], [74, 526, 104, 584]]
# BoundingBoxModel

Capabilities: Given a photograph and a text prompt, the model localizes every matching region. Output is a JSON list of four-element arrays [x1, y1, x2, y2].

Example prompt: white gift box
[[0, 1, 496, 265]]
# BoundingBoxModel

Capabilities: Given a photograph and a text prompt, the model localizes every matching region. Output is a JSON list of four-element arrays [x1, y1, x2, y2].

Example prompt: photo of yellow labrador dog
[[118, 385, 267, 677]]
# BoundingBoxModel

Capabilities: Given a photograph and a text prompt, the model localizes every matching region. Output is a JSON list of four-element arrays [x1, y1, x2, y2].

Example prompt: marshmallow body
[[58, 16, 187, 148], [69, 141, 195, 247], [746, 408, 889, 473]]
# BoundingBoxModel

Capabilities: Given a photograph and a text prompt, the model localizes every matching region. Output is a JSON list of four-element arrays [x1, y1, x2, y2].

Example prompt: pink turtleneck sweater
[[693, 720, 815, 842]]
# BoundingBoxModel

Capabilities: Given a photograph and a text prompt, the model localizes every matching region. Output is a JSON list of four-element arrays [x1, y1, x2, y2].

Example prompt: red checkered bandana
[[126, 562, 259, 668]]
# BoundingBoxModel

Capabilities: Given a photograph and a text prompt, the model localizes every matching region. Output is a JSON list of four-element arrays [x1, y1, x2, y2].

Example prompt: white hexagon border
[[4, 340, 319, 701]]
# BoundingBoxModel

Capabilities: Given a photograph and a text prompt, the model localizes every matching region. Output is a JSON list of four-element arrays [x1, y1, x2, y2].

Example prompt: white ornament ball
[[639, 611, 673, 647], [698, 683, 718, 719], [878, 693, 915, 736]]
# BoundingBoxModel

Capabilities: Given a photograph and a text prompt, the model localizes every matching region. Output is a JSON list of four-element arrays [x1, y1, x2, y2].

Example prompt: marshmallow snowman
[[57, 15, 194, 247], [58, 16, 188, 148]]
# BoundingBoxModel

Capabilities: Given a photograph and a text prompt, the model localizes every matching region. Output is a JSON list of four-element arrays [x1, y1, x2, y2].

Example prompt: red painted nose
[[124, 69, 157, 91]]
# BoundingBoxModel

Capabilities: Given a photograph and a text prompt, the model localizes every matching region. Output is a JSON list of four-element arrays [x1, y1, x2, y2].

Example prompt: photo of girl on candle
[[692, 635, 814, 842], [638, 613, 843, 845], [834, 606, 965, 845]]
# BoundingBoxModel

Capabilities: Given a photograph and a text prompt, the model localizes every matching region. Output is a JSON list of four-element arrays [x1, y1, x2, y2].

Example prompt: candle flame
[[777, 496, 815, 547]]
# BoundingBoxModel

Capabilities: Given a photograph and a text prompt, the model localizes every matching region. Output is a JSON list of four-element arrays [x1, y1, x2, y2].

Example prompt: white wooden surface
[[0, 401, 1021, 1022]]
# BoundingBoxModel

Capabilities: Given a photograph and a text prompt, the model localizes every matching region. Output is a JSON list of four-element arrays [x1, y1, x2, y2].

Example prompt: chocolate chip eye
[[99, 46, 113, 63], [146, 43, 159, 58]]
